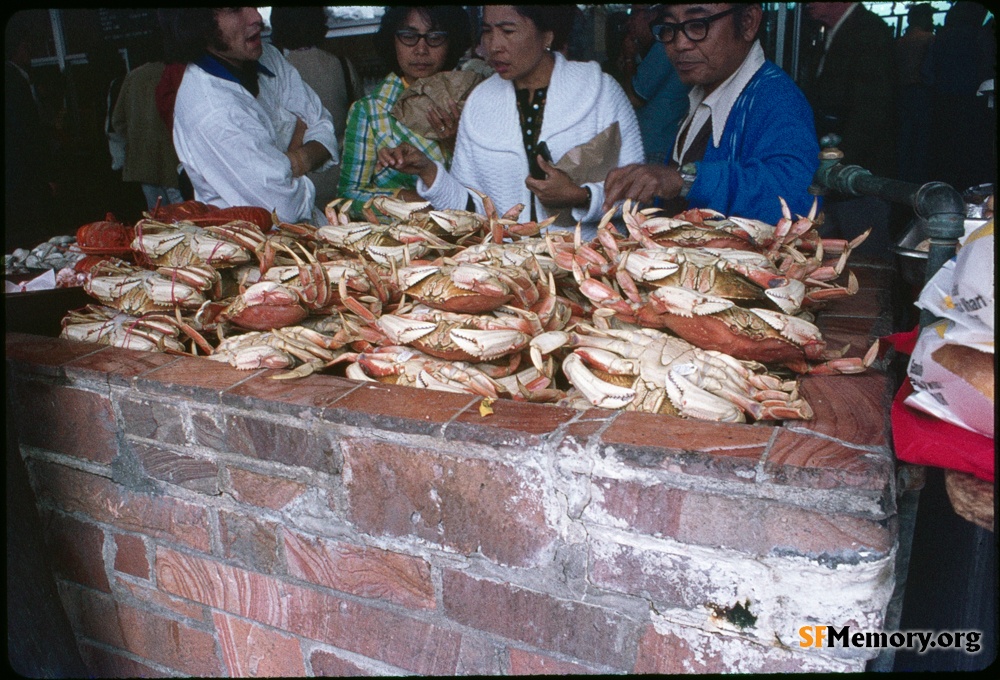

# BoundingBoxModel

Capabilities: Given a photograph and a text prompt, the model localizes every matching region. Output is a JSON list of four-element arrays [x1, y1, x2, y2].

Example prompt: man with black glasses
[[604, 3, 819, 225]]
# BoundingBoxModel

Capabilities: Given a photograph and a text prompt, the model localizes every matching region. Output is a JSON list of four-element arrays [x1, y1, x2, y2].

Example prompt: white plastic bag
[[915, 220, 994, 352]]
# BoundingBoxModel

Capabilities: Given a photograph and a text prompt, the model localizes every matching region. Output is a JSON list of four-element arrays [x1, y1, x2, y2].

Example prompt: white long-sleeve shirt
[[418, 52, 644, 234], [173, 44, 338, 224]]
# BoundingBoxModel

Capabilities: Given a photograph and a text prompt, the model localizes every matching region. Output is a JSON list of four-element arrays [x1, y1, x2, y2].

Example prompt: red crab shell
[[73, 254, 128, 274], [75, 213, 135, 254], [148, 200, 216, 222], [208, 206, 275, 232]]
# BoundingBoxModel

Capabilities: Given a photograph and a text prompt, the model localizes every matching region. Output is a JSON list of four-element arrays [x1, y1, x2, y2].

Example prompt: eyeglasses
[[650, 6, 742, 44], [395, 30, 448, 48]]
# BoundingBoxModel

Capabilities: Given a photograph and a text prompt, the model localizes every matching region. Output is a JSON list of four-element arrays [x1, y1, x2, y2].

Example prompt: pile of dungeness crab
[[60, 192, 876, 424]]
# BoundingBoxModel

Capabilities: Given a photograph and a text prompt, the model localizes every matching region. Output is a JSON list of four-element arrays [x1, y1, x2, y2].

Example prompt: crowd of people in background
[[5, 4, 997, 258]]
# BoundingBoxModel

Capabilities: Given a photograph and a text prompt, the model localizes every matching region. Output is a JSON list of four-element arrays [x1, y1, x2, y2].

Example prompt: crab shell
[[220, 281, 309, 331], [375, 304, 540, 362], [347, 346, 508, 399], [530, 325, 813, 422], [642, 286, 870, 374], [397, 263, 519, 314]]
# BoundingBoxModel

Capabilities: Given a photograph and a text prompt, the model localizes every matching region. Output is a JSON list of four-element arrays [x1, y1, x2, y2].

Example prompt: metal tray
[[5, 285, 92, 338], [894, 218, 988, 286]]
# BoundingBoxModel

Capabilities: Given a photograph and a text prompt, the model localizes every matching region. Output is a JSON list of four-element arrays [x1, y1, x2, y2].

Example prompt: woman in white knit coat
[[377, 5, 644, 238]]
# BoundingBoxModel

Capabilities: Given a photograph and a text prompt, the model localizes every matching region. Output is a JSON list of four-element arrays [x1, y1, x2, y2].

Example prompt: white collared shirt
[[672, 40, 766, 165], [817, 3, 858, 76]]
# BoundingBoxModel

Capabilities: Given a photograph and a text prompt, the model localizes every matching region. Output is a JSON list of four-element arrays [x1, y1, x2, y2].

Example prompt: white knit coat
[[418, 52, 644, 229]]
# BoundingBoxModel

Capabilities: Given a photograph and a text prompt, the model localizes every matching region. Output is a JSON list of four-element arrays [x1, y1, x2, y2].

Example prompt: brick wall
[[6, 263, 901, 675]]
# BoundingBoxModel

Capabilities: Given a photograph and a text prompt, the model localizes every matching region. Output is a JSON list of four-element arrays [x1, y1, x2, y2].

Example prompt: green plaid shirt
[[337, 73, 451, 207]]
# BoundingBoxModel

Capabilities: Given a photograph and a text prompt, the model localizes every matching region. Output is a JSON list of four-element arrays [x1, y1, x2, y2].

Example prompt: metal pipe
[[810, 135, 966, 327]]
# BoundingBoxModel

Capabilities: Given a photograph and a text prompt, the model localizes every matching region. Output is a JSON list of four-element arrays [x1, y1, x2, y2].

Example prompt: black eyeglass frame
[[650, 6, 743, 44], [394, 29, 449, 48]]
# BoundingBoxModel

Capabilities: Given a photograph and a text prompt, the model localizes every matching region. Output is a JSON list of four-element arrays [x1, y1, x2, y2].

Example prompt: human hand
[[285, 147, 309, 177], [376, 142, 438, 186], [525, 156, 589, 209], [602, 163, 683, 212], [285, 118, 309, 176], [427, 99, 461, 148], [288, 117, 307, 152]]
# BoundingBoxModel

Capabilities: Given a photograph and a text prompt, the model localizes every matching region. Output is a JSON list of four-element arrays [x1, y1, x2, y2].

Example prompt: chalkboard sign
[[96, 8, 159, 45]]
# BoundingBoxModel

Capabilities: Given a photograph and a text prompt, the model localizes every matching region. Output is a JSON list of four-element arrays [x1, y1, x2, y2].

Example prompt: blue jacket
[[687, 61, 820, 225]]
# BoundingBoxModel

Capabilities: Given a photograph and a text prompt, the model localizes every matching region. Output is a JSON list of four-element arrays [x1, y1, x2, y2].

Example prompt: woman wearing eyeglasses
[[376, 5, 645, 238], [337, 6, 472, 206]]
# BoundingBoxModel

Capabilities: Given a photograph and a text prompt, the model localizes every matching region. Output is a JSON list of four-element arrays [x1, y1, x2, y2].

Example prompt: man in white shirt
[[163, 8, 338, 224]]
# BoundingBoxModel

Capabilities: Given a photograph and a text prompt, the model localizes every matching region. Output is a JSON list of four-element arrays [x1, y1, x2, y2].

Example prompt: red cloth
[[884, 328, 995, 482], [155, 62, 186, 134]]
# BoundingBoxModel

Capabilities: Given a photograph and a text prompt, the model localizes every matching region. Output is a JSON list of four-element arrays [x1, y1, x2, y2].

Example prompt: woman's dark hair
[[269, 6, 329, 51], [375, 6, 473, 76], [159, 8, 218, 64], [512, 6, 577, 53]]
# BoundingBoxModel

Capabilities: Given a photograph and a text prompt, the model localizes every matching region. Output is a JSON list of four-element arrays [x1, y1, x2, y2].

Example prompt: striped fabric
[[336, 72, 450, 207]]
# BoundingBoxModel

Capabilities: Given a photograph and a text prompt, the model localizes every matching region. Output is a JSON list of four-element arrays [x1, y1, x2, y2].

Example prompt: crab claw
[[562, 352, 637, 409]]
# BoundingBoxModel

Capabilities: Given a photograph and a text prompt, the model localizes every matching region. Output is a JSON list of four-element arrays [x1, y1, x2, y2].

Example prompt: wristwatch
[[679, 162, 697, 198]]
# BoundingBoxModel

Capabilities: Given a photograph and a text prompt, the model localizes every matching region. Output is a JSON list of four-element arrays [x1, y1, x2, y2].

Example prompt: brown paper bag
[[551, 121, 621, 186], [390, 71, 485, 140], [544, 122, 622, 226]]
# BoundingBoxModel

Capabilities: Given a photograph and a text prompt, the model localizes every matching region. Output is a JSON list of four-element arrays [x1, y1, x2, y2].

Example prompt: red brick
[[6, 333, 105, 375], [797, 372, 891, 447], [600, 411, 771, 480], [134, 352, 254, 399], [634, 623, 854, 673], [60, 581, 223, 676], [284, 530, 434, 609], [225, 412, 340, 474], [343, 438, 556, 567], [28, 460, 211, 551], [589, 541, 698, 609], [219, 509, 280, 572], [132, 441, 220, 494], [508, 647, 604, 674], [813, 314, 880, 359], [322, 380, 477, 435], [226, 466, 307, 510], [821, 283, 885, 319], [591, 478, 893, 561], [214, 611, 306, 677], [63, 344, 180, 387], [678, 492, 893, 560], [78, 641, 170, 678], [222, 371, 359, 418], [441, 569, 639, 669], [41, 511, 109, 592], [309, 649, 372, 676], [114, 533, 149, 579], [587, 476, 684, 537], [766, 429, 894, 492], [445, 397, 578, 448], [156, 546, 464, 675], [119, 396, 187, 444], [115, 576, 207, 621], [11, 382, 117, 463]]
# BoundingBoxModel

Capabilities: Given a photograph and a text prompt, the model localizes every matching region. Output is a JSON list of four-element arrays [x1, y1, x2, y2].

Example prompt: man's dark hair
[[159, 8, 218, 64], [907, 3, 936, 32], [375, 6, 474, 76], [269, 6, 329, 51], [512, 6, 577, 52]]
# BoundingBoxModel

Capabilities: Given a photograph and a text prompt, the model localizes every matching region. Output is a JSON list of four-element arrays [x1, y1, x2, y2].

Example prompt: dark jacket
[[806, 5, 898, 178]]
